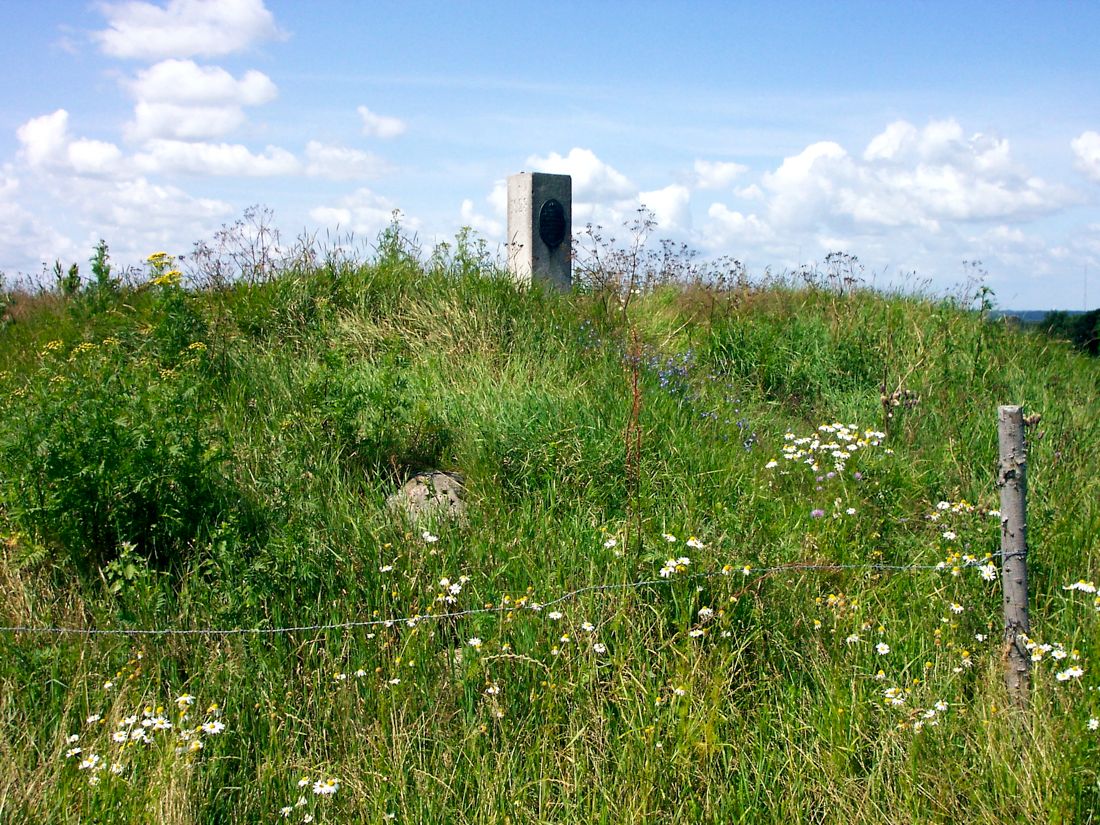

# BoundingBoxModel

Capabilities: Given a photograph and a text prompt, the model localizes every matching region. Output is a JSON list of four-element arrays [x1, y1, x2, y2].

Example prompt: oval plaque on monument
[[538, 199, 566, 249]]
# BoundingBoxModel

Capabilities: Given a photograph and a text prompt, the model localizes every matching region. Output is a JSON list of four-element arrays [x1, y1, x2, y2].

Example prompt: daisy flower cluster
[[902, 699, 951, 733], [435, 574, 469, 606], [658, 534, 703, 578], [876, 675, 952, 734], [765, 423, 889, 476], [1018, 634, 1085, 683], [928, 500, 1000, 551], [1063, 578, 1100, 611], [659, 556, 692, 578], [277, 775, 340, 821], [62, 653, 227, 787], [934, 551, 999, 582]]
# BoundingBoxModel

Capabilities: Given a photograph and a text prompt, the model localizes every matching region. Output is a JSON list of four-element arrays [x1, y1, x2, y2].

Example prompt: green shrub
[[0, 335, 253, 570], [304, 351, 453, 480]]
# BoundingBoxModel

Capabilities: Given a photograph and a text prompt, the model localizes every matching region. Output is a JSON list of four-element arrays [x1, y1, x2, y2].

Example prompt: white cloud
[[124, 60, 278, 141], [1072, 131, 1100, 184], [704, 204, 773, 246], [863, 120, 918, 162], [358, 106, 406, 139], [760, 120, 1070, 233], [459, 198, 503, 239], [0, 168, 77, 277], [488, 179, 507, 217], [762, 140, 852, 228], [309, 188, 411, 238], [94, 0, 283, 60], [127, 102, 250, 142], [133, 139, 300, 176], [103, 176, 232, 230], [525, 147, 634, 202], [16, 110, 70, 167], [693, 159, 747, 190], [128, 59, 277, 107], [16, 110, 126, 178], [0, 162, 234, 280], [68, 139, 126, 176], [304, 141, 388, 180], [638, 184, 692, 232], [75, 176, 236, 267]]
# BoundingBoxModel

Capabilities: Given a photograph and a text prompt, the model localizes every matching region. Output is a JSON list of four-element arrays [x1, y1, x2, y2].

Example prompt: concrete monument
[[506, 172, 572, 289]]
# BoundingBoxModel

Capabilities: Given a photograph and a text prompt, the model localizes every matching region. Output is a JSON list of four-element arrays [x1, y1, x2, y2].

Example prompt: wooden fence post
[[997, 405, 1030, 708]]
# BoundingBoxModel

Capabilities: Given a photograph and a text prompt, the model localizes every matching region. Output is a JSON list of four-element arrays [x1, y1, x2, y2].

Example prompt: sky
[[1, 1, 1099, 309]]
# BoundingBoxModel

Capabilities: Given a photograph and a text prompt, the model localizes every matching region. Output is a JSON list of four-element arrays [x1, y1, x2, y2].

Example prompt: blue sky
[[2, 1, 1099, 308]]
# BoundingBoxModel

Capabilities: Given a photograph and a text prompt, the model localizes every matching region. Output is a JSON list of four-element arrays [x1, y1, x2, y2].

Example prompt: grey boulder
[[386, 470, 467, 524]]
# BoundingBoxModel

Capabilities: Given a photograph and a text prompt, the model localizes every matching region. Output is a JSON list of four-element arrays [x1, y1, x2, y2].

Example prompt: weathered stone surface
[[386, 470, 467, 524]]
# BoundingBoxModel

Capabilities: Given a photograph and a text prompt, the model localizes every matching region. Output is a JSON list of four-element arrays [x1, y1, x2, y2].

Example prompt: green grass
[[0, 241, 1098, 823]]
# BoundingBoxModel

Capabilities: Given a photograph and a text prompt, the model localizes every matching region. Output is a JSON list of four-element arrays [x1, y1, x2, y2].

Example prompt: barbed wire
[[0, 552, 1010, 638]]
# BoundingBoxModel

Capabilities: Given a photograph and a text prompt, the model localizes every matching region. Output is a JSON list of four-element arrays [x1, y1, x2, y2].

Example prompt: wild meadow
[[0, 218, 1098, 823]]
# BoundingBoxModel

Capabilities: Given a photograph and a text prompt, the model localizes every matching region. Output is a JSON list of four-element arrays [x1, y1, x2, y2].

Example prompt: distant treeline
[[1038, 309, 1100, 356]]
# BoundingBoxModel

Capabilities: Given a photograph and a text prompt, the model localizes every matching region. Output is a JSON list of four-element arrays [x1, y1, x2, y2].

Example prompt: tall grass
[[0, 234, 1098, 823]]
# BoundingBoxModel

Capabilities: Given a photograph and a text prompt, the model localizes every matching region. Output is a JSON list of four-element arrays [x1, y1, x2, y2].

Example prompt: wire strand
[[0, 554, 1004, 638]]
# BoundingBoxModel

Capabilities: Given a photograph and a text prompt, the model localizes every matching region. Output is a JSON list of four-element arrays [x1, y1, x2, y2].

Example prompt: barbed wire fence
[[0, 405, 1033, 703], [0, 553, 1011, 638]]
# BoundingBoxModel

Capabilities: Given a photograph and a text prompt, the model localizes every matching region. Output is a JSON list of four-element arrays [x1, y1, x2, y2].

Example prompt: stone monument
[[506, 172, 572, 289]]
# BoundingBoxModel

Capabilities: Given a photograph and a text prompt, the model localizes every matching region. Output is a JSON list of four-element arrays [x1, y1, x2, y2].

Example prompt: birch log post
[[997, 405, 1030, 708]]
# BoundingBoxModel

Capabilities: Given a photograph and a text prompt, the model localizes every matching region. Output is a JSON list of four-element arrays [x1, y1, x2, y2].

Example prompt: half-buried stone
[[386, 470, 467, 525]]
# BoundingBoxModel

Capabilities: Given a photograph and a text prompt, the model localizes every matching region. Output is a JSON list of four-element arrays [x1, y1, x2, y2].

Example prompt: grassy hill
[[1, 227, 1098, 823]]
